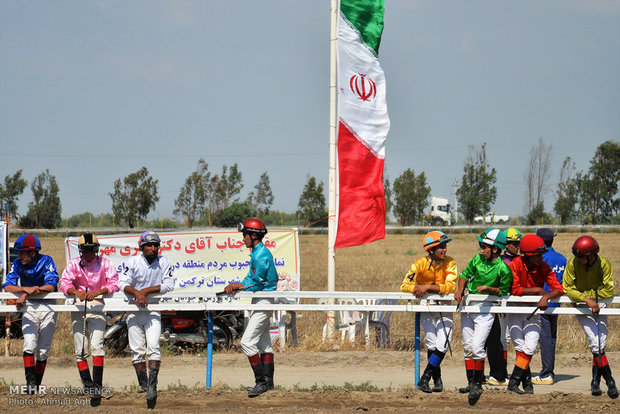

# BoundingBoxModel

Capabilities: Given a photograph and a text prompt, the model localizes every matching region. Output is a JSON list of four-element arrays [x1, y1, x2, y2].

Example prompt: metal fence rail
[[2, 290, 618, 389], [1, 291, 619, 315]]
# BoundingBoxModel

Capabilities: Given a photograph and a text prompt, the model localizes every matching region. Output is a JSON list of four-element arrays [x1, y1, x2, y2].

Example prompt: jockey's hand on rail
[[537, 295, 550, 310], [413, 285, 430, 298], [585, 297, 600, 315], [15, 293, 28, 309], [224, 283, 244, 294], [22, 286, 40, 296], [134, 291, 148, 308], [476, 285, 499, 295]]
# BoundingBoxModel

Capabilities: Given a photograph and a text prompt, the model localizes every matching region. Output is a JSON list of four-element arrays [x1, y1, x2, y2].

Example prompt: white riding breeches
[[21, 311, 57, 360], [421, 312, 453, 354], [127, 311, 162, 363], [461, 312, 494, 360]]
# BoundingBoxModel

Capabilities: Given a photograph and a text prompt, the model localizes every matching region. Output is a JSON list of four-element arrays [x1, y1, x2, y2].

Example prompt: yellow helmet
[[503, 227, 522, 243]]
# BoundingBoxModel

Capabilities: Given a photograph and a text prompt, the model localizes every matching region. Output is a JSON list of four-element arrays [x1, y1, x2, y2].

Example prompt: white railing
[[1, 291, 619, 315]]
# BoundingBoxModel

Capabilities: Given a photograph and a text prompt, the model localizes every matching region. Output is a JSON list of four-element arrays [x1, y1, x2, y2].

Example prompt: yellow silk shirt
[[400, 255, 458, 295]]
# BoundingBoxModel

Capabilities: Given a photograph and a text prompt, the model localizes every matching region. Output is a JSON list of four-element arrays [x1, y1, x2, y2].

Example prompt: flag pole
[[326, 0, 338, 341]]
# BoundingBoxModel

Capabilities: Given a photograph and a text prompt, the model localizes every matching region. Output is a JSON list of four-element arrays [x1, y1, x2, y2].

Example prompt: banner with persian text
[[64, 229, 300, 299]]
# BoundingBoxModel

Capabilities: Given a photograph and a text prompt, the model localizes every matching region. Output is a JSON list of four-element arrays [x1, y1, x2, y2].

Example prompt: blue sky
[[1, 0, 618, 221]]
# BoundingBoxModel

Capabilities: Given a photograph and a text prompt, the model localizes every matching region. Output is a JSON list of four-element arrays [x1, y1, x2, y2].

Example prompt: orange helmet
[[519, 234, 547, 256], [423, 231, 452, 251], [572, 235, 599, 257], [238, 218, 267, 235]]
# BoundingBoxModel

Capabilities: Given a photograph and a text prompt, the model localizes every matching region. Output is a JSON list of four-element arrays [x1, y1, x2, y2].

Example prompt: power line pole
[[451, 179, 459, 224]]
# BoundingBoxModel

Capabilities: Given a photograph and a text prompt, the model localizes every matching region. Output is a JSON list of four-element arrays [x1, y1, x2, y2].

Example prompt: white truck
[[474, 212, 510, 225], [429, 196, 452, 226]]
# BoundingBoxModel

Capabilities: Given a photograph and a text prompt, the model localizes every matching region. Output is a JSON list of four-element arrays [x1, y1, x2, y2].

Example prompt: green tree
[[577, 140, 620, 224], [384, 176, 393, 221], [456, 145, 498, 224], [24, 169, 62, 228], [393, 168, 431, 226], [208, 163, 243, 215], [212, 201, 256, 228], [554, 156, 578, 225], [525, 201, 552, 225], [0, 170, 27, 221], [247, 171, 274, 217], [174, 159, 210, 228], [109, 167, 159, 228], [297, 175, 327, 227]]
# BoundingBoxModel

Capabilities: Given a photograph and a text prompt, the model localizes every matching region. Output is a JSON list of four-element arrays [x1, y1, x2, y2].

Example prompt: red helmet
[[572, 235, 599, 257], [519, 234, 546, 256], [238, 218, 267, 235]]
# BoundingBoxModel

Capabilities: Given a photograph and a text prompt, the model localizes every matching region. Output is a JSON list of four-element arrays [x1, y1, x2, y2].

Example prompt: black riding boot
[[133, 362, 148, 393], [77, 359, 95, 396], [521, 366, 534, 394], [428, 350, 445, 392], [600, 364, 619, 399], [591, 364, 603, 396], [468, 368, 484, 406], [507, 366, 525, 394], [459, 367, 473, 394], [146, 360, 160, 409], [23, 353, 37, 394], [35, 360, 47, 387], [247, 354, 269, 397], [91, 356, 104, 407], [418, 364, 434, 393], [261, 353, 275, 390]]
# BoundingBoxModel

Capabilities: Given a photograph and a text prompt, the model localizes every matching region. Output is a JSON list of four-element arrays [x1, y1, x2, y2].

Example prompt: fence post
[[206, 311, 213, 389], [414, 312, 420, 388]]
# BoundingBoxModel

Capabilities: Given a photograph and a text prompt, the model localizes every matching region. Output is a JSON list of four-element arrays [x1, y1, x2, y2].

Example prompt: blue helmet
[[14, 234, 41, 251]]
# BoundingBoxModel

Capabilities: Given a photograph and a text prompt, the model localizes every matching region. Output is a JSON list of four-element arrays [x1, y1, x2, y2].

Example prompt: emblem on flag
[[349, 73, 377, 102]]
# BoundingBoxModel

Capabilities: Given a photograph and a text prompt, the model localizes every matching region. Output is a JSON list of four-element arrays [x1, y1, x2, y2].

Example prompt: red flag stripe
[[335, 121, 386, 249]]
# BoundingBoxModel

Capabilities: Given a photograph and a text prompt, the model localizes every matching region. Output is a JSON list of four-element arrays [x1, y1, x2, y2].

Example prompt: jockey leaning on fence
[[224, 218, 278, 398], [563, 235, 618, 399], [532, 228, 567, 386], [454, 229, 513, 406], [506, 234, 563, 395], [400, 230, 457, 393], [484, 227, 522, 386], [59, 233, 119, 406], [120, 231, 176, 409], [2, 234, 59, 393]]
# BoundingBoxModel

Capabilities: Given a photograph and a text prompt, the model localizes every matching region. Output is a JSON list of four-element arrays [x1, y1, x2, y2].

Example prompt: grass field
[[3, 232, 620, 356]]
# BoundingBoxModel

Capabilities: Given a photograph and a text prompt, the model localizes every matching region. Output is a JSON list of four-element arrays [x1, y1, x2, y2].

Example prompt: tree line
[[386, 140, 619, 226], [0, 159, 328, 229], [1, 140, 617, 229]]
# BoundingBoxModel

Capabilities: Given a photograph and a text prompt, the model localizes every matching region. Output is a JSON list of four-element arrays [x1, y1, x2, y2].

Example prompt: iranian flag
[[334, 0, 390, 249]]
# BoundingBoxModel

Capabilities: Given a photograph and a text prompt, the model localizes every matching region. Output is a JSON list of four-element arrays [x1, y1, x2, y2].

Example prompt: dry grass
[[3, 232, 620, 355]]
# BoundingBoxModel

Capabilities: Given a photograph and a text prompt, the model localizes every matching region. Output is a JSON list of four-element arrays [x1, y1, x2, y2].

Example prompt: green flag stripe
[[340, 0, 385, 55]]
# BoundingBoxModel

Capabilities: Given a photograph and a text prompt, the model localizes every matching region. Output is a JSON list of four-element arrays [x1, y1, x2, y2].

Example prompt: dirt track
[[1, 351, 620, 413]]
